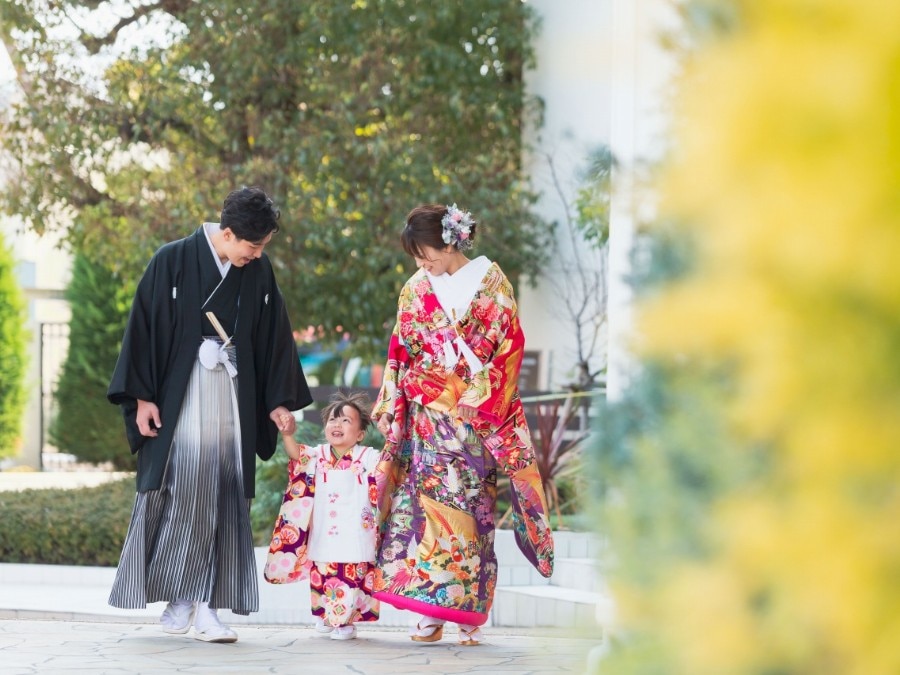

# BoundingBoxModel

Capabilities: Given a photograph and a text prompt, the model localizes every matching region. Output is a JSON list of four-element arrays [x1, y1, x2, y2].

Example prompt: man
[[107, 186, 312, 643]]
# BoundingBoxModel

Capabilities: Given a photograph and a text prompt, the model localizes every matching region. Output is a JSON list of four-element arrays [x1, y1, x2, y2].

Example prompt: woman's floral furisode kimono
[[372, 262, 554, 627]]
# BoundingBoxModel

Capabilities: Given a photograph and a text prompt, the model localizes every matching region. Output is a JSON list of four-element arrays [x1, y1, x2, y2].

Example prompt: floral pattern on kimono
[[309, 560, 380, 626], [372, 263, 554, 625]]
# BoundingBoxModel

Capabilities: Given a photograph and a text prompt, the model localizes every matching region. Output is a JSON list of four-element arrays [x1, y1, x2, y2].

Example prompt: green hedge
[[0, 422, 376, 565], [0, 477, 135, 566], [0, 422, 388, 565]]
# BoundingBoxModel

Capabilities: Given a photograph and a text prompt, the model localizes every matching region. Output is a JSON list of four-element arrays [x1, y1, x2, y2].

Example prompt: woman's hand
[[377, 413, 394, 436], [457, 404, 477, 421]]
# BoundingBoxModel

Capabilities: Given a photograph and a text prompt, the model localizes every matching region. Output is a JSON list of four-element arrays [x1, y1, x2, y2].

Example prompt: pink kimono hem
[[373, 591, 488, 627]]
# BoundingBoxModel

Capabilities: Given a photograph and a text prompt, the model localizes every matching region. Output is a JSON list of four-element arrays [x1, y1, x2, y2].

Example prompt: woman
[[373, 203, 554, 646]]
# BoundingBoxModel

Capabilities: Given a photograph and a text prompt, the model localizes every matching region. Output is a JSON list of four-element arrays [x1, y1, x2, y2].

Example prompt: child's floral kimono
[[264, 443, 381, 627], [372, 259, 554, 627]]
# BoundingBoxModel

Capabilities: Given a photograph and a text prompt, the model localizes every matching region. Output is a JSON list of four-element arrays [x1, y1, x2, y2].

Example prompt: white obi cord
[[198, 339, 237, 378], [442, 336, 484, 374], [428, 256, 492, 376]]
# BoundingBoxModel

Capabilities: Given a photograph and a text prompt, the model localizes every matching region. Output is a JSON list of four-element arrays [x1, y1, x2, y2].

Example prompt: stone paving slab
[[0, 619, 602, 675]]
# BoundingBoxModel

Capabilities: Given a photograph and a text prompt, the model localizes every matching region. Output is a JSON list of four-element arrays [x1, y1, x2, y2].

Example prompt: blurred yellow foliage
[[628, 1, 900, 673]]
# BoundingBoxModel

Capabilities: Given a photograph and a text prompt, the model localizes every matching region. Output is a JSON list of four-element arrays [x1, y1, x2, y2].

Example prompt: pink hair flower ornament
[[441, 203, 475, 251]]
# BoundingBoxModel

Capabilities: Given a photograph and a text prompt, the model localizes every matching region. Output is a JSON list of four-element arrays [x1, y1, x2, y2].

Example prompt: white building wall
[[606, 0, 678, 400], [520, 0, 613, 391], [520, 0, 677, 394]]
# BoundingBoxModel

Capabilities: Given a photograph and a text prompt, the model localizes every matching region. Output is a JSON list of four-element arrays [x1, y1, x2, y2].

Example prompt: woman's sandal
[[457, 625, 483, 646], [410, 620, 444, 643]]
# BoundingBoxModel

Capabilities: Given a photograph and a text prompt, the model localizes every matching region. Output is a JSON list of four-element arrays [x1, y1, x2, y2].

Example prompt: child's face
[[324, 405, 366, 453]]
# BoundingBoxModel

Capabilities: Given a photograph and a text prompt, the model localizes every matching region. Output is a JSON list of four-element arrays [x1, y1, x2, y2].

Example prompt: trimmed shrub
[[50, 254, 133, 468], [0, 231, 27, 457], [0, 478, 134, 566]]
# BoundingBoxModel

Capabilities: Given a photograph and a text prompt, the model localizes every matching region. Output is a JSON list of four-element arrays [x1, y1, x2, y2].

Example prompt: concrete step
[[495, 528, 605, 589], [492, 584, 614, 630], [550, 557, 602, 593], [0, 530, 611, 629], [495, 529, 604, 563]]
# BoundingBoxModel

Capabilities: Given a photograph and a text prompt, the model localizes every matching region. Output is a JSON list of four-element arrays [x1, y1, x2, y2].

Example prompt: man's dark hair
[[220, 186, 281, 243]]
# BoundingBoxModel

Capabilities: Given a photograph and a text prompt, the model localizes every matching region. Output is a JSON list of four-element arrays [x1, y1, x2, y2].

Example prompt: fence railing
[[300, 385, 605, 434]]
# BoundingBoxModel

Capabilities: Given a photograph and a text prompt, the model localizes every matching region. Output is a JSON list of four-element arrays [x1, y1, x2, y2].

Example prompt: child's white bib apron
[[305, 445, 376, 563]]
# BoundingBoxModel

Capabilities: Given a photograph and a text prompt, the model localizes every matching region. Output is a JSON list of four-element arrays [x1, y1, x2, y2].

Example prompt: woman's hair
[[401, 203, 478, 259], [320, 390, 373, 431], [220, 186, 281, 243]]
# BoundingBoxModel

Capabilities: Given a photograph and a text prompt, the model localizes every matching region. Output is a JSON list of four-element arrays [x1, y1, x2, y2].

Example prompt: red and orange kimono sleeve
[[372, 314, 412, 518]]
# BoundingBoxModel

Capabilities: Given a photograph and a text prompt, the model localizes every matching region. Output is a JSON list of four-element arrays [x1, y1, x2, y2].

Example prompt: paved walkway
[[0, 471, 605, 673], [0, 618, 600, 674]]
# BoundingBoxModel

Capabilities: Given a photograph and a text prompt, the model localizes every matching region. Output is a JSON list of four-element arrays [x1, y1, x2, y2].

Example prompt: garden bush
[[0, 477, 134, 566], [0, 231, 27, 458]]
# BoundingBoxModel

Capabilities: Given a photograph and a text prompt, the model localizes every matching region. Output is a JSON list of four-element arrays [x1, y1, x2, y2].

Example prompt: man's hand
[[271, 406, 296, 434], [136, 399, 161, 437]]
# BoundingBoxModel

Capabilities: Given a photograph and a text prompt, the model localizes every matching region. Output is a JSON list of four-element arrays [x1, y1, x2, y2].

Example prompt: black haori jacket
[[107, 227, 312, 498]]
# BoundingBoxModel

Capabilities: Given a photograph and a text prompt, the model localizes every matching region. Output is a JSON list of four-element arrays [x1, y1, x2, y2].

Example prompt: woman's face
[[413, 244, 455, 276]]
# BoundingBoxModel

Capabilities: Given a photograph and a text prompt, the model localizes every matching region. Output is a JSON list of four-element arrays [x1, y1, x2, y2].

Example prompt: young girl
[[264, 390, 380, 640]]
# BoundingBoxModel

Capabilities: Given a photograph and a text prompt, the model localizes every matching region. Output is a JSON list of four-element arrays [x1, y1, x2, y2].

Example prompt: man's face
[[221, 228, 273, 267]]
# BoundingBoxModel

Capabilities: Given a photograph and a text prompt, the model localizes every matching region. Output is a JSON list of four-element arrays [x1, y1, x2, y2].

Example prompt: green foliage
[[0, 231, 27, 456], [0, 478, 135, 566], [49, 254, 134, 468], [592, 1, 900, 672], [0, 0, 551, 361], [575, 145, 613, 246], [586, 225, 743, 663]]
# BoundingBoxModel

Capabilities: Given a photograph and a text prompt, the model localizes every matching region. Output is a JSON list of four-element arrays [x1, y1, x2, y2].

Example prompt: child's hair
[[320, 390, 373, 431]]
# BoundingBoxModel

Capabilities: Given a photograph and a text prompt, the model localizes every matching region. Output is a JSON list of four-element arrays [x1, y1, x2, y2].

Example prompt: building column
[[606, 0, 677, 400], [19, 310, 43, 469]]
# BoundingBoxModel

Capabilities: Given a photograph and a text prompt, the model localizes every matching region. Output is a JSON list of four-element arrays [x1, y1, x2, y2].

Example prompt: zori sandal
[[410, 619, 445, 643], [457, 624, 483, 646]]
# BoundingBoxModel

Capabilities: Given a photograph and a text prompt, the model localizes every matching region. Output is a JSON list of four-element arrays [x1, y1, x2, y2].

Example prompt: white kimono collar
[[427, 255, 491, 324]]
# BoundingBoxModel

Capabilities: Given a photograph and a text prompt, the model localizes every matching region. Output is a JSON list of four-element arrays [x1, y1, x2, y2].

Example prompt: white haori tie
[[198, 339, 237, 378], [199, 311, 237, 378]]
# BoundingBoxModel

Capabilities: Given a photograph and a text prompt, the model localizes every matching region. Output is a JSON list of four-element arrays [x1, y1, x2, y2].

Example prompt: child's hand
[[270, 406, 296, 434]]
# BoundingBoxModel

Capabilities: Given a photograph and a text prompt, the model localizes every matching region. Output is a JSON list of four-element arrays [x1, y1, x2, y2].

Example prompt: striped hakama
[[109, 342, 258, 615]]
